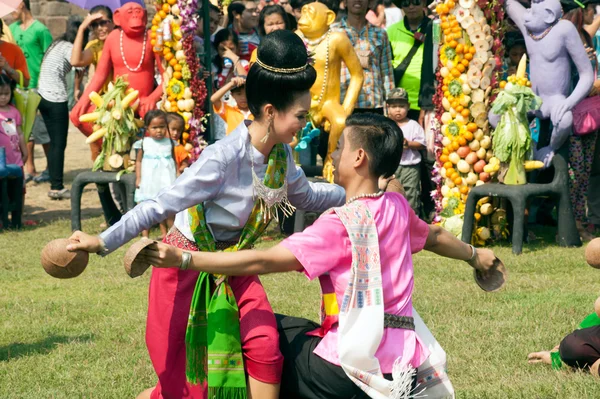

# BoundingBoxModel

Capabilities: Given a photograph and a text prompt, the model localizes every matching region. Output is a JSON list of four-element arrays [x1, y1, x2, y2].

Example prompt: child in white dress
[[134, 110, 177, 239]]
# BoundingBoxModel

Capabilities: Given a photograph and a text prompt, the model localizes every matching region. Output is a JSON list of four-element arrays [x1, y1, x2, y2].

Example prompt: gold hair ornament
[[255, 58, 308, 74]]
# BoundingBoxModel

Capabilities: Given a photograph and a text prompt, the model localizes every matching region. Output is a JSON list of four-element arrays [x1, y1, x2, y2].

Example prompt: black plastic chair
[[70, 171, 137, 231], [461, 154, 581, 254]]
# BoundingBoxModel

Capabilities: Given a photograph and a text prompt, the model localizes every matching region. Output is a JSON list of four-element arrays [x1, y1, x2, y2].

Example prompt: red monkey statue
[[70, 2, 163, 135]]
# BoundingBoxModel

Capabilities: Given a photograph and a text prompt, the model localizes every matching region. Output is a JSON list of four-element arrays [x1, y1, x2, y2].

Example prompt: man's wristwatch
[[180, 251, 192, 271]]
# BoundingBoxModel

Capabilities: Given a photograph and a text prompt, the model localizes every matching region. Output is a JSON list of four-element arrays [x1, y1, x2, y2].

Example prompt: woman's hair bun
[[256, 30, 308, 70]]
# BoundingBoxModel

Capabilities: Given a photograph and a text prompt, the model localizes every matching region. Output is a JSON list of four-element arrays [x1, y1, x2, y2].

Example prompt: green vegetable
[[491, 84, 542, 185], [440, 214, 464, 239]]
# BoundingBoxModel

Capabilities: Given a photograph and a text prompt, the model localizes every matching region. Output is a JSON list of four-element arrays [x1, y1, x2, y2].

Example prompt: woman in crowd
[[250, 5, 291, 63], [38, 18, 87, 200], [0, 19, 29, 87], [70, 5, 114, 161], [563, 0, 600, 241]]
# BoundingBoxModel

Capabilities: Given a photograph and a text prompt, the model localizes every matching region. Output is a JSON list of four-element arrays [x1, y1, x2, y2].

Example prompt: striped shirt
[[38, 41, 77, 103], [334, 18, 395, 109]]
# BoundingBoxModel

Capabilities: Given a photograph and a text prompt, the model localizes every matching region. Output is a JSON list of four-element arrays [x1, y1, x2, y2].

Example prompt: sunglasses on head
[[90, 19, 111, 29], [399, 0, 422, 7]]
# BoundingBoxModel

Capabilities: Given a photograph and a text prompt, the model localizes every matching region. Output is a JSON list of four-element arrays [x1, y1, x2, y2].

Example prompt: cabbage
[[441, 214, 464, 239]]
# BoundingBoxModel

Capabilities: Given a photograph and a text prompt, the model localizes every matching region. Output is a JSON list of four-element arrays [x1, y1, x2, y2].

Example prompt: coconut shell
[[124, 238, 157, 278], [473, 256, 506, 292], [41, 239, 89, 279], [585, 238, 600, 269]]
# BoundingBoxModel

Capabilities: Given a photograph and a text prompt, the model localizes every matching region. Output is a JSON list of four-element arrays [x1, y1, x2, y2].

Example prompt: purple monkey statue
[[494, 0, 594, 167]]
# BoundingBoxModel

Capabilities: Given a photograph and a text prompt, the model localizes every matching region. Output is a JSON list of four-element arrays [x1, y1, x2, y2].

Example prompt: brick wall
[[13, 0, 157, 38]]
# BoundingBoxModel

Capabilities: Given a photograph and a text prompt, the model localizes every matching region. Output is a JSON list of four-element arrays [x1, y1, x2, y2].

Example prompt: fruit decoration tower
[[151, 0, 209, 162], [432, 0, 506, 244]]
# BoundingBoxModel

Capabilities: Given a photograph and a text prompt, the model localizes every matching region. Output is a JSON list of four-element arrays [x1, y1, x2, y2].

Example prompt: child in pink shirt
[[0, 75, 26, 167], [143, 113, 499, 399]]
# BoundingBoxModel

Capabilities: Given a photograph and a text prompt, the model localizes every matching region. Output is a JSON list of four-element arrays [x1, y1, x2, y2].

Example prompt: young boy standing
[[210, 76, 254, 135], [387, 88, 425, 215]]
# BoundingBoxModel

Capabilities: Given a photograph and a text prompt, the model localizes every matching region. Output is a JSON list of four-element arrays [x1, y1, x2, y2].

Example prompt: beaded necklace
[[345, 190, 384, 205], [120, 30, 147, 72], [299, 30, 331, 108], [526, 17, 561, 42]]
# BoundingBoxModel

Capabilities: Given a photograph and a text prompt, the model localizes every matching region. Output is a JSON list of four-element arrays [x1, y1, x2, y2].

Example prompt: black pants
[[38, 97, 69, 190], [277, 314, 416, 399], [559, 325, 600, 370]]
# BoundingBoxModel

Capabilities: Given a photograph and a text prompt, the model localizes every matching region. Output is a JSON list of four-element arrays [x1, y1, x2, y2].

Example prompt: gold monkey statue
[[297, 2, 364, 182]]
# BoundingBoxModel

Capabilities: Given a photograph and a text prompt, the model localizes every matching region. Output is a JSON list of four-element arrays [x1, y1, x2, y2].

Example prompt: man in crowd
[[387, 0, 436, 220], [227, 0, 261, 62], [10, 0, 53, 184], [334, 0, 394, 115]]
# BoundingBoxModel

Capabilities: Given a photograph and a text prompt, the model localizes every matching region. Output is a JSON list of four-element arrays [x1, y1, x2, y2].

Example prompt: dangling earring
[[261, 116, 274, 143]]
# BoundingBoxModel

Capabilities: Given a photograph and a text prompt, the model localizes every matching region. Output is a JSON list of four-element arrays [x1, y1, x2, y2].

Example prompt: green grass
[[2, 218, 600, 398]]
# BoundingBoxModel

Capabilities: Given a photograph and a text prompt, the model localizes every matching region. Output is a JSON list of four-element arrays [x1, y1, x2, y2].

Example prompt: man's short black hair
[[290, 0, 311, 10], [345, 113, 404, 178], [22, 0, 30, 11]]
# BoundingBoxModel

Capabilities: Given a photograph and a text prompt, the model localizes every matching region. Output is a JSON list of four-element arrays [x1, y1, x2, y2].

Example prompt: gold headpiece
[[255, 58, 308, 74]]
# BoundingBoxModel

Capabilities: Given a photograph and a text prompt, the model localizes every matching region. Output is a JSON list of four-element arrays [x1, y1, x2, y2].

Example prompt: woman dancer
[[67, 30, 344, 399]]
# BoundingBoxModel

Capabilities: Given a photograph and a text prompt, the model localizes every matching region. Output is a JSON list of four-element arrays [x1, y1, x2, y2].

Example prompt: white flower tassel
[[390, 358, 420, 399]]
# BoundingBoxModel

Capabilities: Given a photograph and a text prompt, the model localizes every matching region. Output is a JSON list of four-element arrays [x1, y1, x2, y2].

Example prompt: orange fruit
[[150, 31, 157, 40], [169, 58, 178, 67], [474, 213, 481, 222], [439, 4, 449, 14], [174, 64, 183, 72], [173, 71, 183, 80], [456, 105, 464, 113], [444, 161, 453, 169], [467, 122, 478, 132], [150, 39, 157, 47], [158, 10, 167, 19], [469, 46, 476, 54], [449, 40, 458, 48], [450, 172, 459, 181], [448, 14, 456, 20], [168, 95, 175, 102], [168, 0, 177, 4], [452, 26, 462, 33], [164, 52, 174, 61], [442, 147, 449, 155], [451, 68, 461, 78], [447, 168, 455, 176], [458, 136, 467, 146], [444, 28, 452, 36], [440, 154, 449, 163], [442, 85, 448, 92], [463, 131, 474, 141], [182, 132, 190, 141], [454, 177, 463, 186], [151, 25, 158, 32], [461, 109, 470, 118], [464, 53, 473, 61], [461, 59, 470, 67], [460, 186, 469, 194], [162, 3, 170, 12], [456, 64, 465, 73], [450, 20, 458, 28], [447, 0, 455, 8], [171, 100, 178, 109], [451, 141, 460, 151], [499, 81, 507, 89], [451, 100, 459, 109]]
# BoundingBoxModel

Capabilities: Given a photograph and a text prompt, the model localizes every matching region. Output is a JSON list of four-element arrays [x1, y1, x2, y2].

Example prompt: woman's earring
[[261, 116, 274, 143]]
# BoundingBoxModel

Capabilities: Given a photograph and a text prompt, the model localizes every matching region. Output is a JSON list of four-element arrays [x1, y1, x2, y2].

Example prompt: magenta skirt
[[148, 228, 283, 399]]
